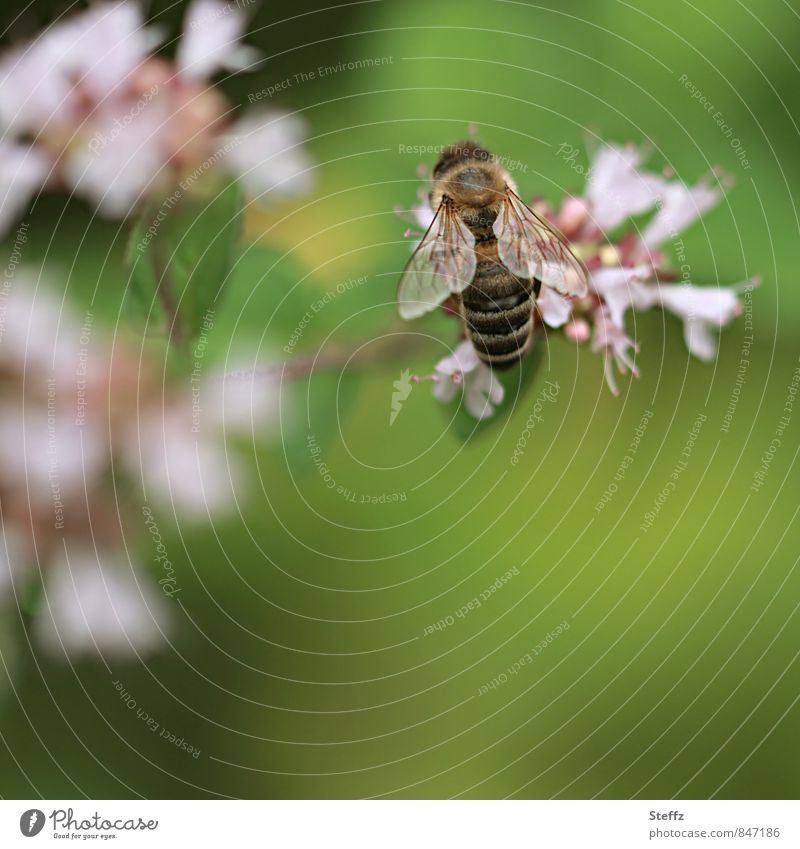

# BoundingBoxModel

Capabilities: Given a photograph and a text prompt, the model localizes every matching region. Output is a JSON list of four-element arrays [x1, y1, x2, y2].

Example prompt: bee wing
[[493, 186, 588, 297], [397, 200, 477, 319]]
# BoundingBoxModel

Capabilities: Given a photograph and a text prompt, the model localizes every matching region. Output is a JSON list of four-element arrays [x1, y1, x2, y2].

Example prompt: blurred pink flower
[[177, 0, 261, 79], [220, 110, 314, 199], [0, 2, 156, 133], [34, 546, 171, 657], [125, 407, 244, 518], [0, 273, 282, 656], [202, 365, 282, 435], [0, 142, 52, 236], [0, 0, 312, 235]]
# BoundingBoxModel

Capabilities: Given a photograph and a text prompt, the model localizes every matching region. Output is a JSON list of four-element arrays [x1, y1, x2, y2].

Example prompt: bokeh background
[[1, 0, 799, 799]]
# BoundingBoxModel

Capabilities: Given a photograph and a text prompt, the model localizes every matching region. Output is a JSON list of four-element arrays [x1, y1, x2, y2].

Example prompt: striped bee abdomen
[[460, 253, 533, 370]]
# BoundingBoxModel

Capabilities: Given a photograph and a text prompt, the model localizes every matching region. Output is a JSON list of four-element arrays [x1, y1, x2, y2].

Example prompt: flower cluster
[[0, 0, 312, 235], [0, 274, 278, 657], [404, 142, 753, 414]]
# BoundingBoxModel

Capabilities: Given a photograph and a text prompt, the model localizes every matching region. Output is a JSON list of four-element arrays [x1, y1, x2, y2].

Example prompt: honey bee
[[397, 141, 588, 369]]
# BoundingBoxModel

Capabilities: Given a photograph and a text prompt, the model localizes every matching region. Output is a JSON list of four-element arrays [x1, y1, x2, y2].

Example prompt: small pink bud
[[557, 196, 589, 236], [403, 228, 412, 238], [565, 318, 591, 344]]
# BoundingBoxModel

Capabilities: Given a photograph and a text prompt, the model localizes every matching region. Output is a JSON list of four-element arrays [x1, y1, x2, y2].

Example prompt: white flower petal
[[221, 110, 314, 198], [590, 264, 654, 328], [591, 306, 639, 394], [682, 319, 716, 361], [432, 378, 458, 404], [0, 408, 107, 506], [597, 274, 741, 363], [178, 0, 258, 80], [0, 35, 81, 131], [0, 142, 51, 237], [537, 286, 572, 327], [63, 98, 172, 217], [656, 283, 739, 324], [586, 144, 664, 232], [128, 409, 242, 517], [434, 340, 479, 377], [660, 281, 744, 362], [35, 547, 169, 657], [411, 191, 435, 231], [75, 2, 154, 101], [200, 367, 282, 435], [464, 366, 504, 419], [640, 180, 721, 249], [431, 341, 504, 419], [0, 277, 86, 378], [0, 3, 155, 132]]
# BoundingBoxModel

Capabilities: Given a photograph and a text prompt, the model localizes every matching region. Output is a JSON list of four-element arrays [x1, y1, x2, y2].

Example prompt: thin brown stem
[[222, 332, 436, 384]]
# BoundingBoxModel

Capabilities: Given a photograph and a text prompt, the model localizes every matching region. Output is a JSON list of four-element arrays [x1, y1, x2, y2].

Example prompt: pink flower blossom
[[639, 180, 722, 251], [0, 273, 282, 655], [589, 264, 655, 329], [591, 306, 639, 396], [651, 279, 748, 361], [34, 547, 171, 657], [0, 2, 157, 133], [0, 0, 311, 235], [124, 407, 244, 518], [177, 0, 261, 80], [565, 318, 591, 344], [537, 286, 573, 328], [221, 110, 314, 199], [398, 140, 748, 411], [585, 143, 664, 233], [0, 142, 52, 236], [431, 341, 504, 419]]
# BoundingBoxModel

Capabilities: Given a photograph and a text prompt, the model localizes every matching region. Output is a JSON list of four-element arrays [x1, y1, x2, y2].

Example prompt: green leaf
[[124, 175, 244, 347], [124, 207, 167, 328]]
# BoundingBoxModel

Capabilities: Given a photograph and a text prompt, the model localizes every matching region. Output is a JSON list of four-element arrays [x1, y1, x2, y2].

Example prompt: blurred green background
[[1, 0, 799, 799]]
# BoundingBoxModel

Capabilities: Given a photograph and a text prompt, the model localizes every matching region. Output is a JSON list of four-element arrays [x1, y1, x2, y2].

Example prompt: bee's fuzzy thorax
[[432, 141, 494, 177], [430, 142, 508, 210]]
